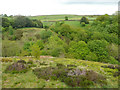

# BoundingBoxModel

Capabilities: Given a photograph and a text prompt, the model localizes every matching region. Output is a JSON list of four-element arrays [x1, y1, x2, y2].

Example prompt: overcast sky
[[0, 0, 119, 16]]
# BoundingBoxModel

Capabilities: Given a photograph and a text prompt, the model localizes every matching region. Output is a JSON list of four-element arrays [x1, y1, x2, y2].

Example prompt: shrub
[[8, 26, 14, 35], [23, 41, 33, 52], [107, 43, 118, 60], [68, 41, 90, 59], [2, 17, 10, 27], [65, 16, 68, 20], [77, 30, 88, 42], [36, 40, 44, 50], [14, 30, 23, 40], [32, 19, 43, 28], [17, 60, 26, 64], [44, 25, 49, 30], [40, 30, 52, 40], [30, 44, 41, 59], [12, 35, 17, 40], [91, 32, 104, 40], [33, 65, 106, 87], [44, 34, 66, 57], [27, 59, 33, 64], [108, 56, 118, 64], [87, 40, 109, 62], [85, 52, 98, 61], [5, 60, 28, 73], [35, 34, 40, 39], [1, 58, 12, 62], [81, 22, 85, 27], [80, 16, 89, 24], [59, 24, 71, 37]]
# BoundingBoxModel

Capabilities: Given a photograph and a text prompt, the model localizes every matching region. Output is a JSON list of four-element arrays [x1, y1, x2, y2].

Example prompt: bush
[[1, 58, 12, 62], [35, 34, 40, 39], [44, 25, 49, 30], [32, 19, 43, 28], [108, 56, 118, 64], [81, 22, 85, 27], [40, 30, 52, 40], [85, 52, 98, 61], [30, 44, 41, 59], [87, 40, 109, 62], [68, 41, 90, 59], [2, 17, 10, 27], [77, 30, 88, 42], [91, 32, 104, 40], [44, 34, 66, 57], [107, 43, 118, 60], [8, 26, 14, 35], [27, 59, 33, 64], [59, 24, 71, 37], [65, 16, 68, 20], [5, 60, 28, 74], [80, 16, 89, 24], [14, 30, 23, 40], [33, 65, 106, 87]]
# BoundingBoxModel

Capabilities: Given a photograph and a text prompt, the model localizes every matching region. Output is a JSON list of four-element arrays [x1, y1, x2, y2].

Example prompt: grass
[[28, 14, 97, 21], [28, 14, 96, 28], [1, 57, 119, 88], [64, 21, 81, 28], [16, 27, 45, 42], [17, 27, 45, 32], [42, 20, 93, 29]]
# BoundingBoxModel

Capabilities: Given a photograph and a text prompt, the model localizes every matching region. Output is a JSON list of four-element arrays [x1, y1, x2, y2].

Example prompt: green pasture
[[29, 15, 96, 21]]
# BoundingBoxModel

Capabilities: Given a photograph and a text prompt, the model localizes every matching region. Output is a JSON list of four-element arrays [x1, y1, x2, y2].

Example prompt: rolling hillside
[[1, 57, 119, 88]]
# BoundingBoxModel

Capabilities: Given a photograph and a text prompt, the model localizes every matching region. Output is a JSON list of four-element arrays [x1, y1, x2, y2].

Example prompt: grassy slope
[[2, 57, 118, 88], [2, 15, 118, 88], [17, 27, 45, 42]]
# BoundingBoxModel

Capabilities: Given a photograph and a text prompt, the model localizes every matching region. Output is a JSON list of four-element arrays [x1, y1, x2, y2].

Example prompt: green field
[[28, 14, 96, 28], [2, 57, 119, 88], [42, 20, 93, 29], [28, 14, 96, 21]]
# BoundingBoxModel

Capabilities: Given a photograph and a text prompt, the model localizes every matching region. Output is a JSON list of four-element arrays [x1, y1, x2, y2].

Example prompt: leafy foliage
[[68, 41, 90, 59], [80, 16, 89, 24], [44, 34, 66, 57], [40, 30, 52, 40], [81, 22, 85, 27], [65, 16, 68, 20], [1, 14, 119, 64], [30, 44, 41, 59], [87, 40, 109, 62]]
